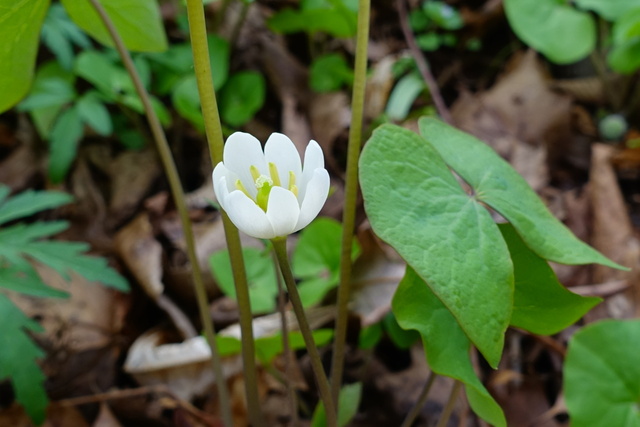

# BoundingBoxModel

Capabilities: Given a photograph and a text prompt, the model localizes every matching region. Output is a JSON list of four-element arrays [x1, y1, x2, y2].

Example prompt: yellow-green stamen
[[269, 162, 281, 187], [250, 165, 261, 181], [289, 171, 298, 197], [235, 179, 251, 198]]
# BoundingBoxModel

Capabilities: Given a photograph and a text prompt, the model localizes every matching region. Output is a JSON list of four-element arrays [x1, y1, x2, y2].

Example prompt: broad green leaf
[[310, 53, 354, 92], [293, 218, 360, 307], [210, 247, 278, 314], [499, 223, 601, 335], [359, 124, 512, 367], [574, 0, 640, 21], [564, 319, 640, 427], [255, 329, 334, 365], [215, 336, 243, 357], [385, 71, 426, 120], [268, 8, 356, 38], [220, 71, 266, 127], [48, 106, 84, 183], [0, 260, 68, 299], [61, 0, 167, 52], [77, 92, 113, 135], [0, 293, 48, 424], [358, 322, 382, 350], [409, 10, 430, 32], [504, 0, 595, 64], [172, 75, 204, 131], [22, 61, 76, 138], [18, 77, 76, 111], [418, 117, 624, 270], [393, 267, 506, 427], [0, 0, 50, 113], [0, 186, 72, 225], [416, 32, 441, 51], [312, 382, 362, 427]]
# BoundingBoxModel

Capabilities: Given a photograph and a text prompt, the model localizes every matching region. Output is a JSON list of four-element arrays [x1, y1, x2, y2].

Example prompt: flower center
[[234, 162, 300, 212]]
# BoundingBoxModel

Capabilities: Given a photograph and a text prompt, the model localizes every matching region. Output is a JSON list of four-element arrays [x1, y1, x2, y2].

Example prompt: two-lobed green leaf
[[418, 117, 624, 270], [359, 124, 512, 367]]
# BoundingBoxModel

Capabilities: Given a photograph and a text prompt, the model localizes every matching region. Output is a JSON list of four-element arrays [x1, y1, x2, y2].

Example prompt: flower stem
[[435, 380, 463, 427], [183, 2, 263, 426], [86, 1, 233, 426], [330, 0, 371, 407], [271, 238, 337, 427], [400, 372, 437, 427]]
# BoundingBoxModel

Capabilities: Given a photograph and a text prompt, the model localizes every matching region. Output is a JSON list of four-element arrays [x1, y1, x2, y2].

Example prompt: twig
[[397, 0, 453, 124], [400, 371, 437, 427], [435, 380, 463, 427]]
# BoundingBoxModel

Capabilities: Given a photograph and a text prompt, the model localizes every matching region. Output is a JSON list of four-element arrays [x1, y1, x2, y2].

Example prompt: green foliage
[[359, 118, 622, 425], [293, 218, 361, 307], [0, 0, 50, 113], [220, 71, 266, 127], [312, 382, 362, 427], [41, 4, 91, 71], [385, 71, 427, 121], [573, 0, 639, 21], [0, 185, 129, 423], [360, 124, 513, 367], [421, 1, 463, 30], [358, 322, 382, 350], [418, 118, 624, 269], [0, 294, 48, 424], [607, 8, 640, 74], [504, 0, 595, 64], [382, 311, 419, 349], [255, 329, 334, 365], [499, 223, 601, 335], [210, 247, 279, 314], [393, 267, 506, 427], [60, 0, 167, 52], [310, 53, 354, 92], [564, 319, 640, 427], [267, 0, 358, 38], [408, 1, 468, 53]]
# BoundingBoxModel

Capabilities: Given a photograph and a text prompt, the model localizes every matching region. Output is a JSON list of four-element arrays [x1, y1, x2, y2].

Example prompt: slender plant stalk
[[435, 380, 463, 427], [272, 250, 299, 425], [397, 0, 453, 124], [86, 1, 233, 426], [271, 238, 337, 427], [330, 0, 371, 407], [400, 372, 437, 427], [183, 1, 264, 426]]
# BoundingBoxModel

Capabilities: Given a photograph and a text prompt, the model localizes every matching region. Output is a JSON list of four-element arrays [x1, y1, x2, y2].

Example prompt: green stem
[[330, 0, 370, 407], [435, 380, 463, 427], [272, 249, 299, 425], [400, 372, 437, 427], [183, 2, 263, 426], [86, 1, 233, 426], [271, 238, 337, 427]]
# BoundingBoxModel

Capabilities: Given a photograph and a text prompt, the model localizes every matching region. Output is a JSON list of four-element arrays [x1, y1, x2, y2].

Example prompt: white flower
[[212, 132, 330, 239]]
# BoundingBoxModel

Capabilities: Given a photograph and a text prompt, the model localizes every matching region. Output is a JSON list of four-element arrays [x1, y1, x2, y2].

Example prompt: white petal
[[294, 168, 330, 232], [264, 133, 302, 189], [224, 191, 275, 239], [299, 140, 325, 201], [266, 187, 301, 237], [212, 163, 235, 193], [214, 175, 230, 212], [223, 132, 267, 198]]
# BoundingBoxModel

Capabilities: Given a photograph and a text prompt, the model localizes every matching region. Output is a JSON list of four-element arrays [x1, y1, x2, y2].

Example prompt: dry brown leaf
[[587, 144, 640, 318], [92, 403, 122, 427]]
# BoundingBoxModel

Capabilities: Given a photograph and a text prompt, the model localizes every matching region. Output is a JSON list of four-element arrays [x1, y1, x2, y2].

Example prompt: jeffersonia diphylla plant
[[358, 117, 627, 426]]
